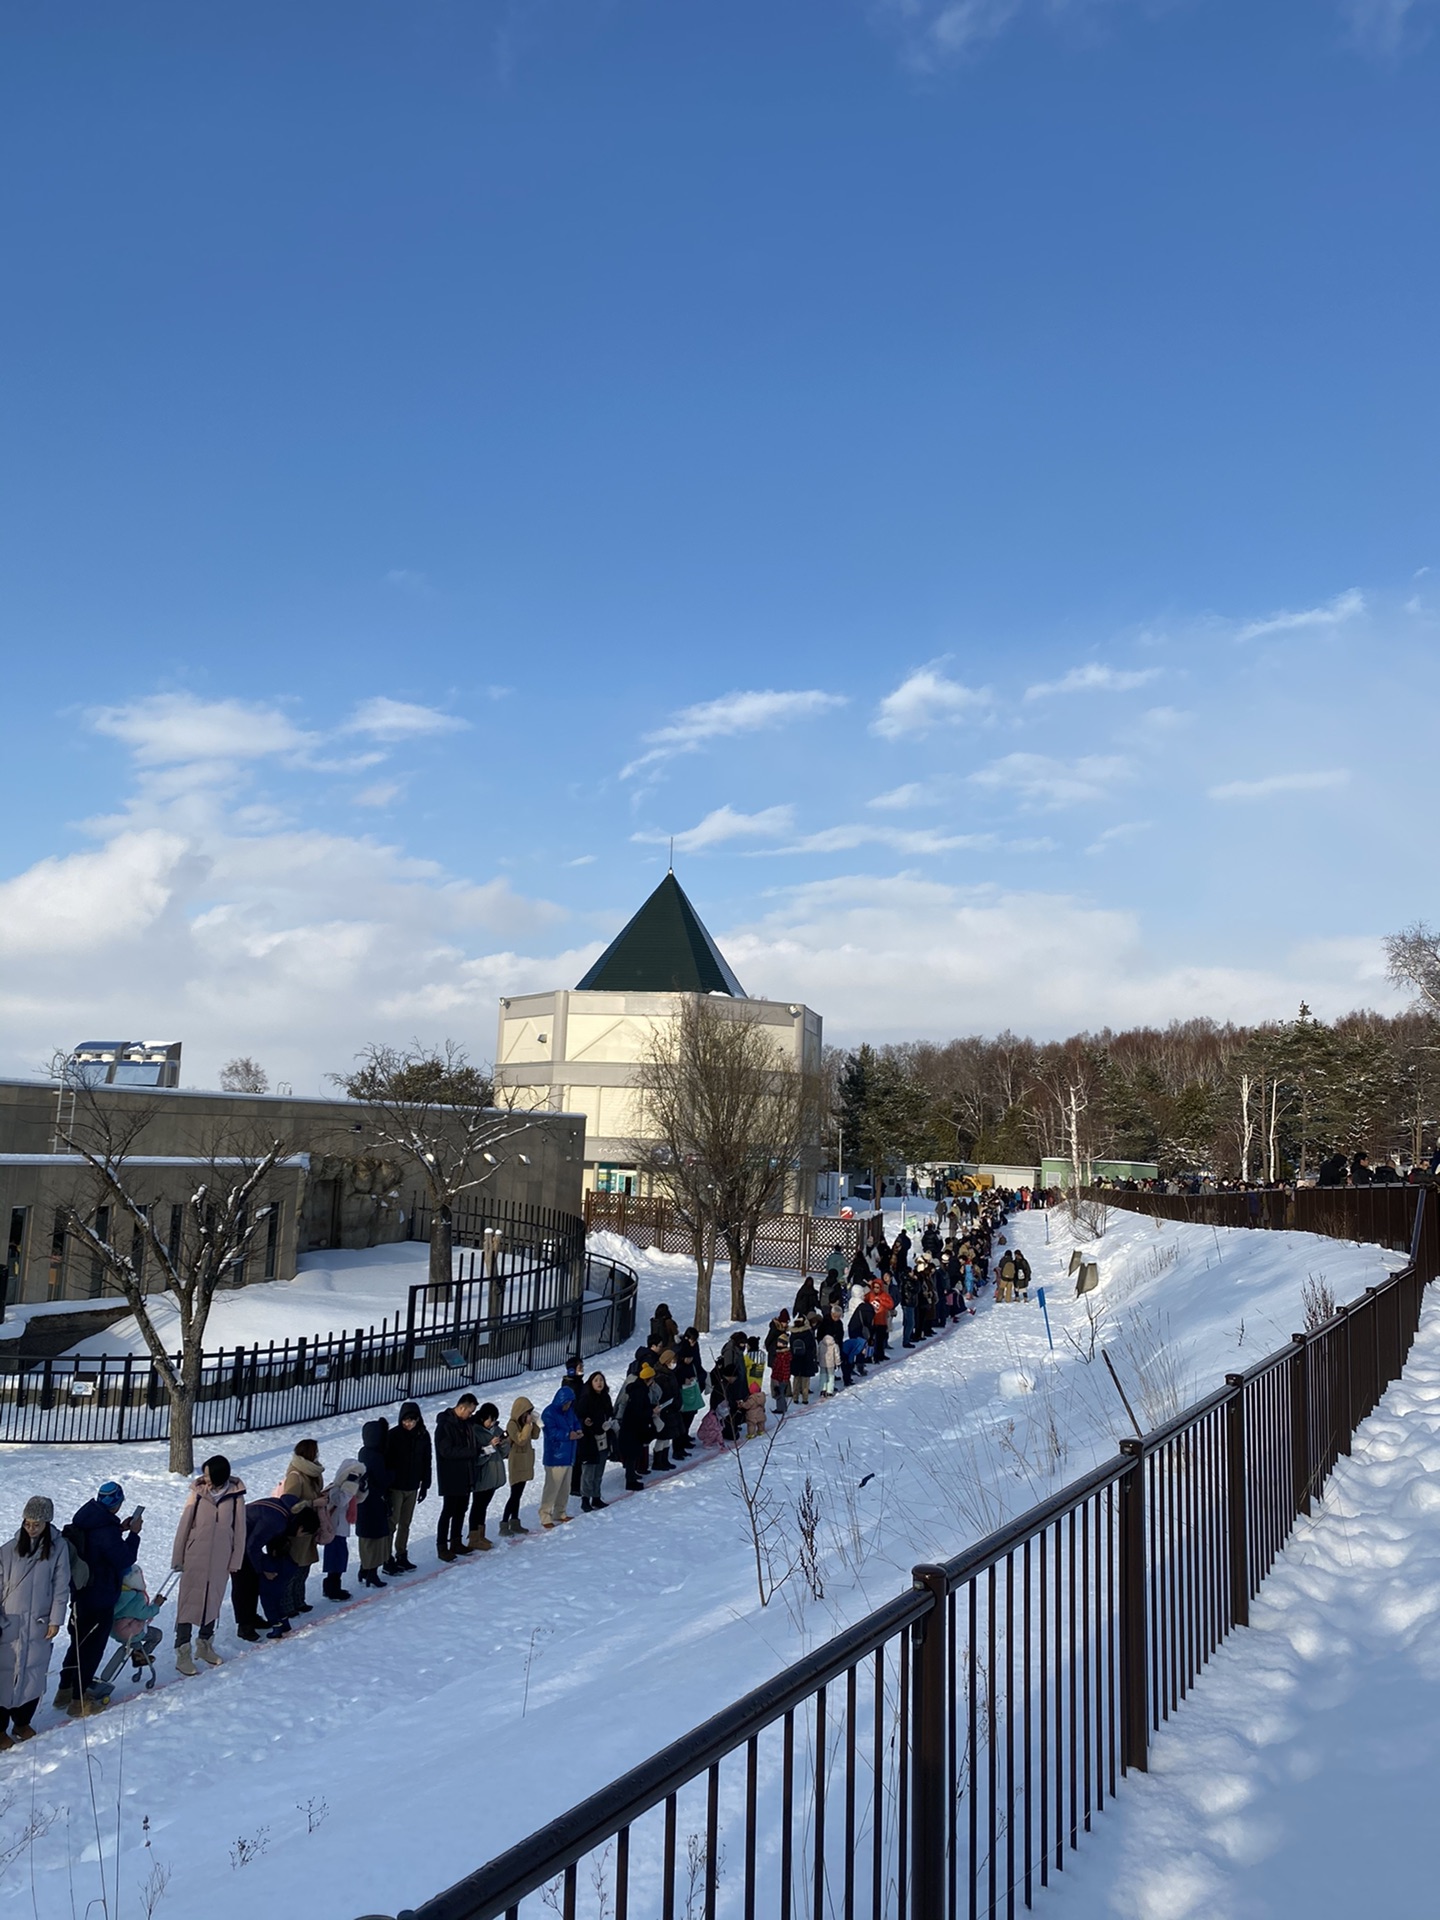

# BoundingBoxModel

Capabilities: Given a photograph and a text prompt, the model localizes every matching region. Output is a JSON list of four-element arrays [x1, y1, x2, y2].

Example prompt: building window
[[48, 1208, 67, 1299], [596, 1165, 638, 1195], [6, 1208, 26, 1307]]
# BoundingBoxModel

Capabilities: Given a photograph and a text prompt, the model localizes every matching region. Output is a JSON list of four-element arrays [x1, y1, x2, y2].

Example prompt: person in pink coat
[[170, 1455, 246, 1677]]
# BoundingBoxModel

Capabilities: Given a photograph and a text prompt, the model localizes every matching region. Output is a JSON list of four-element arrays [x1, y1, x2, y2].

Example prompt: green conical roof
[[576, 873, 746, 995]]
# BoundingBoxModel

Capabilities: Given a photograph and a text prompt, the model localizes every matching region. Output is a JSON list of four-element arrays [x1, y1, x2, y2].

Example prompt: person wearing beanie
[[170, 1456, 246, 1677], [383, 1402, 432, 1574], [55, 1482, 141, 1715], [0, 1498, 69, 1745], [615, 1360, 659, 1491]]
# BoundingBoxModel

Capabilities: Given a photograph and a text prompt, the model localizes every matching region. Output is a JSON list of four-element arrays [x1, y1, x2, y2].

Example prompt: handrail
[[377, 1186, 1437, 1920], [421, 1586, 932, 1920]]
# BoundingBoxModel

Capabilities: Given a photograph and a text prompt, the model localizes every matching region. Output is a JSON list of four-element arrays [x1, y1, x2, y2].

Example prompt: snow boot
[[395, 1553, 417, 1572], [466, 1528, 494, 1552], [580, 1497, 593, 1512], [383, 1557, 401, 1577], [322, 1573, 348, 1601], [176, 1645, 199, 1678], [437, 1547, 456, 1563], [196, 1640, 222, 1667], [591, 1497, 608, 1510]]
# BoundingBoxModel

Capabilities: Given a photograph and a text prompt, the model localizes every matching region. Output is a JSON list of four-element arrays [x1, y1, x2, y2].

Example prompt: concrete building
[[0, 1076, 584, 1310], [494, 872, 823, 1199]]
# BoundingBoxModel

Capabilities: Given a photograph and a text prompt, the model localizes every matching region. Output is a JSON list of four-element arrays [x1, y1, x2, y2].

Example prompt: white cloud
[[969, 753, 1132, 810], [1085, 821, 1152, 857], [872, 666, 990, 741], [1338, 0, 1430, 55], [867, 783, 929, 811], [717, 874, 1405, 1043], [342, 697, 469, 741], [622, 689, 846, 777], [90, 694, 314, 765], [633, 805, 796, 854], [775, 824, 996, 857], [354, 781, 404, 809], [1024, 664, 1161, 701], [1208, 770, 1350, 802], [1235, 588, 1365, 644], [1139, 706, 1190, 732], [881, 0, 1023, 67]]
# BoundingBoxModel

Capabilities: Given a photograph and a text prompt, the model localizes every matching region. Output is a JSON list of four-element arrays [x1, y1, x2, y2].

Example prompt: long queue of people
[[0, 1196, 1021, 1744]]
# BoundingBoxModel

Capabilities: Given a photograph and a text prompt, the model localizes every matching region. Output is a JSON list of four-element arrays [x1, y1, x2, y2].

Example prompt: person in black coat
[[236, 1494, 316, 1641], [355, 1419, 394, 1589], [576, 1373, 615, 1511], [792, 1274, 820, 1319], [383, 1401, 432, 1575], [650, 1352, 683, 1473], [55, 1482, 142, 1713], [674, 1331, 708, 1459], [788, 1318, 819, 1404], [433, 1394, 481, 1562], [616, 1363, 660, 1490]]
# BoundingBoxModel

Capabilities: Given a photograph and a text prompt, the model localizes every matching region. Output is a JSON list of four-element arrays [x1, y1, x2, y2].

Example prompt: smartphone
[[126, 1504, 145, 1526]]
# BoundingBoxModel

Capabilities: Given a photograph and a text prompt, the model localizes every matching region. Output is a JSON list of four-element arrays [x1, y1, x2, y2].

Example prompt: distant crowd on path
[[0, 1193, 1027, 1742]]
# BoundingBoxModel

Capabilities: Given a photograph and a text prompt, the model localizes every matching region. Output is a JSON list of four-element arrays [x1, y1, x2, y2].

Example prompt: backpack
[[60, 1523, 91, 1593]]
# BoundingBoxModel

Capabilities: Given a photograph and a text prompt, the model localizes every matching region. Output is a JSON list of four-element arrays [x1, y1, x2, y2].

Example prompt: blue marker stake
[[1036, 1286, 1054, 1351]]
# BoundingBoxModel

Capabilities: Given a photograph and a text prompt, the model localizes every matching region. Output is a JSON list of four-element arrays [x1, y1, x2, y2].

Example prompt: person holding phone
[[54, 1481, 141, 1716]]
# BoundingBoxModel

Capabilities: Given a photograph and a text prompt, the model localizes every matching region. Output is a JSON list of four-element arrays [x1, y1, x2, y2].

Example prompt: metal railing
[[376, 1188, 1437, 1920], [584, 1195, 874, 1274], [0, 1203, 637, 1444]]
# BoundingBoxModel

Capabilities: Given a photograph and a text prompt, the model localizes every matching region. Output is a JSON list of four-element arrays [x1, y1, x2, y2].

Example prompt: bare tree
[[634, 998, 821, 1323], [1386, 923, 1440, 1017], [220, 1056, 269, 1094], [338, 1040, 534, 1286], [55, 1077, 291, 1474]]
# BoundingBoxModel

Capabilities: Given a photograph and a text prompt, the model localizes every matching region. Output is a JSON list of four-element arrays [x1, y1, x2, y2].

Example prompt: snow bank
[[1042, 1285, 1440, 1920], [0, 1210, 1405, 1919]]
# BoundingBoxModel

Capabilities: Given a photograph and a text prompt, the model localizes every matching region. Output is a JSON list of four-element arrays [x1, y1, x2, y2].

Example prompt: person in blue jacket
[[234, 1495, 317, 1641], [538, 1384, 582, 1528], [55, 1481, 142, 1716]]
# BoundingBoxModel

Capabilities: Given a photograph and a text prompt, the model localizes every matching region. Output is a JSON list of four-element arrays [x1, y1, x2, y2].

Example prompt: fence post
[[116, 1353, 133, 1444], [909, 1563, 948, 1919], [1289, 1335, 1311, 1518], [1225, 1375, 1249, 1628], [1118, 1440, 1149, 1773]]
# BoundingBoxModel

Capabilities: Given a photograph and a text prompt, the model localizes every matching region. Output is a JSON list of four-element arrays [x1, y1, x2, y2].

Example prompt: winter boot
[[176, 1644, 199, 1678], [322, 1572, 347, 1601], [580, 1497, 593, 1512], [359, 1567, 387, 1589], [395, 1553, 417, 1572], [383, 1557, 400, 1577], [196, 1639, 222, 1667], [466, 1527, 494, 1552]]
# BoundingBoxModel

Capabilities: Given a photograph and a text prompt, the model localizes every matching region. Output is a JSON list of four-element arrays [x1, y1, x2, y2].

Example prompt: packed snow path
[[0, 1210, 1403, 1918], [1042, 1283, 1440, 1920]]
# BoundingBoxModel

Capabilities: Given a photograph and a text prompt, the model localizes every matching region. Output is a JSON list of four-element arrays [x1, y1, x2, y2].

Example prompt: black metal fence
[[380, 1189, 1437, 1920], [0, 1203, 636, 1445]]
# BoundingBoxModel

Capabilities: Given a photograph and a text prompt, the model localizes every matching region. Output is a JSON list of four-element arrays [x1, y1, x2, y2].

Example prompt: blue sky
[[1, 0, 1436, 1088]]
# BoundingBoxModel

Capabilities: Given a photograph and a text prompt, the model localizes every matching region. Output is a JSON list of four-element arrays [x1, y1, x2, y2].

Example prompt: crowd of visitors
[[0, 1193, 1024, 1742]]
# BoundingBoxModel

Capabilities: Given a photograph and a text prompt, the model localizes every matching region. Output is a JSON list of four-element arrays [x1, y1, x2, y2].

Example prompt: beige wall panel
[[566, 1013, 671, 1065], [597, 1083, 642, 1138], [500, 1016, 555, 1065]]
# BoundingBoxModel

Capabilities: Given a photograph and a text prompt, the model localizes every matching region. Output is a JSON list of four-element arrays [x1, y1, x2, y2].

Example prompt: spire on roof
[[576, 873, 746, 996]]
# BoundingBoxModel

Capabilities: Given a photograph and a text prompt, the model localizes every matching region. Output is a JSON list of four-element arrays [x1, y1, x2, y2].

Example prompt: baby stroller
[[95, 1567, 179, 1697]]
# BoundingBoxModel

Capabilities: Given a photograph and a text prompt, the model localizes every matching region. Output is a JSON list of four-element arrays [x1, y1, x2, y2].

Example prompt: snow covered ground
[[0, 1208, 1407, 1918], [1043, 1282, 1440, 1920]]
